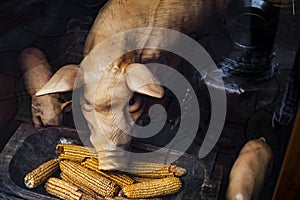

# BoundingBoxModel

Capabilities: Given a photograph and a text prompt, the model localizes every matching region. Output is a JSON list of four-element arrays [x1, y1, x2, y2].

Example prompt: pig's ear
[[36, 64, 83, 96], [61, 100, 73, 113], [125, 63, 164, 98]]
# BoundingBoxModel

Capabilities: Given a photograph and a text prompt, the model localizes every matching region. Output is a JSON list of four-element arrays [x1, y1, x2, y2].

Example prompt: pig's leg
[[226, 137, 273, 200], [20, 47, 64, 128]]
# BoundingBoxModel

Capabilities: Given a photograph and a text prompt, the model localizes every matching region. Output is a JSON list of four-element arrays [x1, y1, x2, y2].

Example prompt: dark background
[[0, 0, 300, 199]]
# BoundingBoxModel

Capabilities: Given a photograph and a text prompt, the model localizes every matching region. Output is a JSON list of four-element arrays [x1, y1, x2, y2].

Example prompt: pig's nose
[[96, 151, 129, 171]]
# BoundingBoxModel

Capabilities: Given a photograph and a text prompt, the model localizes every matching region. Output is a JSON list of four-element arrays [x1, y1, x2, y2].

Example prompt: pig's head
[[31, 94, 71, 128], [36, 60, 164, 170]]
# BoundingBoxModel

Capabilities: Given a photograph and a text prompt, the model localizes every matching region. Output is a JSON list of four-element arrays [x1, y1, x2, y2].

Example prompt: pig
[[20, 47, 71, 128], [36, 0, 231, 170], [226, 137, 273, 200]]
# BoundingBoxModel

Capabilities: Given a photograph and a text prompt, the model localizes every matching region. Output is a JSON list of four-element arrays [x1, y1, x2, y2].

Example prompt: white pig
[[226, 137, 273, 200], [20, 47, 72, 128], [36, 0, 231, 170]]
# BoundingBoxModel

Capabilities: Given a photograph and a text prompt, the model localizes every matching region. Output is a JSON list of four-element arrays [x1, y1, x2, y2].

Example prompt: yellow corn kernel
[[82, 158, 134, 188], [24, 158, 59, 189], [56, 144, 97, 162], [131, 176, 158, 183], [120, 176, 182, 199], [60, 160, 119, 197]]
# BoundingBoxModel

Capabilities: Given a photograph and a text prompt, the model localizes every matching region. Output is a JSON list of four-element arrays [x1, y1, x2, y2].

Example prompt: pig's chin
[[96, 151, 129, 171]]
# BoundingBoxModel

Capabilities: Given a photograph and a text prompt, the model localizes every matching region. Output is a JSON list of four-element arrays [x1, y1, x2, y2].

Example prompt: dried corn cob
[[120, 176, 182, 199], [125, 161, 187, 178], [82, 158, 134, 188], [90, 159, 186, 178], [56, 144, 97, 162], [60, 160, 119, 197], [45, 177, 96, 200], [45, 177, 82, 200], [24, 158, 59, 188], [60, 172, 103, 199]]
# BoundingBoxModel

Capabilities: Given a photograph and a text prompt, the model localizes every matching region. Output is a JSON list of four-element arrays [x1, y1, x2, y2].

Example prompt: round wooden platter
[[0, 124, 222, 200]]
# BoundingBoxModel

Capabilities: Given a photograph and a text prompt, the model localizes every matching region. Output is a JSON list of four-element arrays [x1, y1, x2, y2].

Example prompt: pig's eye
[[82, 97, 93, 112], [128, 94, 143, 113], [129, 98, 135, 106]]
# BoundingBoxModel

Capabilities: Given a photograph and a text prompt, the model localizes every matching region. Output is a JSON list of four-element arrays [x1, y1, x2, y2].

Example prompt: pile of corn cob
[[24, 144, 187, 200]]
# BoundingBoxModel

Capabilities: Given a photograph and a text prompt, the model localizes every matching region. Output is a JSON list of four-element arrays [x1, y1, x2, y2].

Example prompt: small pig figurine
[[20, 47, 71, 128], [226, 137, 273, 200]]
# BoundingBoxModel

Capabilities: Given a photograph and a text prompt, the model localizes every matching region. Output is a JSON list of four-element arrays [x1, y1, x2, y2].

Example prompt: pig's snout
[[96, 149, 129, 171], [91, 137, 131, 170], [87, 118, 133, 171]]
